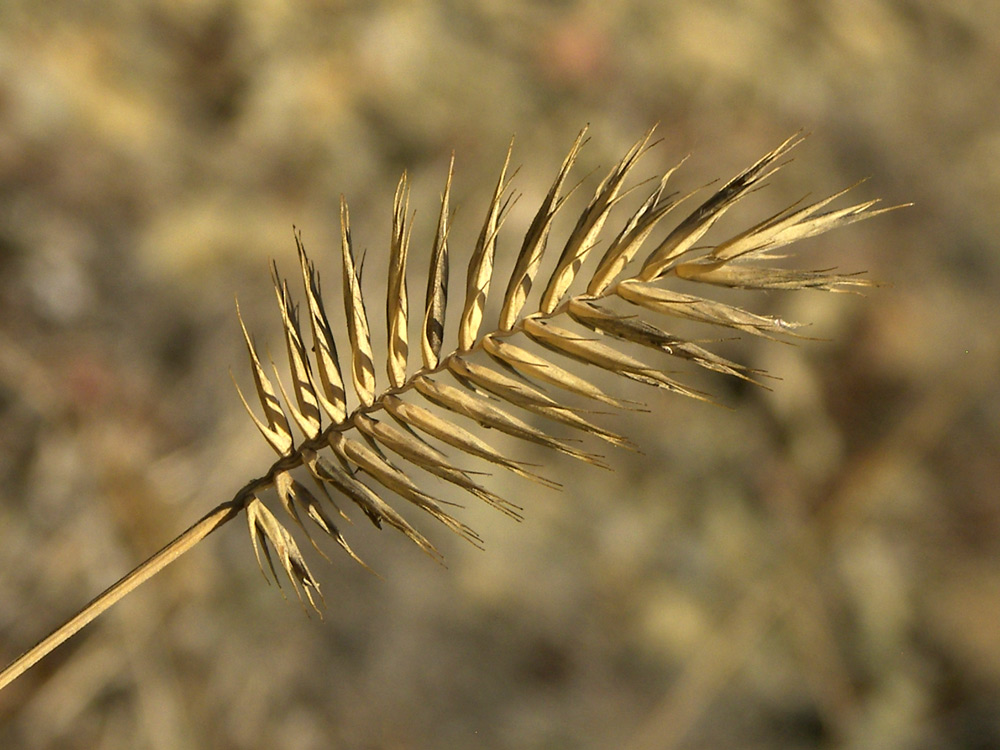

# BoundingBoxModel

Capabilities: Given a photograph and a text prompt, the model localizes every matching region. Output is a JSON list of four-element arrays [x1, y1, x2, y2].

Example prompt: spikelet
[[236, 127, 900, 611]]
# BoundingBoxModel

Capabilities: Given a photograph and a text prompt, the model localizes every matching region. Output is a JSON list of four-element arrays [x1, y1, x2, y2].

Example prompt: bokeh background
[[1, 1, 997, 748]]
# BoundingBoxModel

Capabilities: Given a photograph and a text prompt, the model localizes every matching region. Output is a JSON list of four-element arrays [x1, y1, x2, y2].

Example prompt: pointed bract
[[296, 231, 347, 423], [448, 357, 633, 449], [414, 375, 608, 468], [235, 302, 294, 456], [387, 174, 412, 388], [271, 264, 322, 439], [460, 139, 515, 350], [246, 495, 323, 613], [340, 198, 377, 406], [482, 334, 632, 408], [498, 127, 587, 330], [617, 280, 803, 339], [422, 155, 453, 369], [382, 394, 559, 488]]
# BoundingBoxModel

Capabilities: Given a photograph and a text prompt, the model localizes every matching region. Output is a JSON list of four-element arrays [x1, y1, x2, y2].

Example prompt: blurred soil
[[1, 2, 999, 748]]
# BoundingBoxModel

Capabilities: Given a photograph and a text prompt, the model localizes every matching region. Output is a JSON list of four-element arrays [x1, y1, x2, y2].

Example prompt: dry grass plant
[[0, 126, 902, 692]]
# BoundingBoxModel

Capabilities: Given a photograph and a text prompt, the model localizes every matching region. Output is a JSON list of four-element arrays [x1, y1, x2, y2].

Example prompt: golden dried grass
[[0, 126, 902, 691]]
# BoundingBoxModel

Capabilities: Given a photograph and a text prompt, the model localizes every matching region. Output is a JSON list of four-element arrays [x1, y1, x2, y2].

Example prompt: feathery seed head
[[236, 128, 900, 598]]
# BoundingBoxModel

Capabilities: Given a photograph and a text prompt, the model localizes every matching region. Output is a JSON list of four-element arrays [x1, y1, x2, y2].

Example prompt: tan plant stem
[[0, 499, 244, 693]]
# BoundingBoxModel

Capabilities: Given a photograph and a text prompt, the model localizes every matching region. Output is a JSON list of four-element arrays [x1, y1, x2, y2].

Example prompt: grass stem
[[0, 500, 242, 693]]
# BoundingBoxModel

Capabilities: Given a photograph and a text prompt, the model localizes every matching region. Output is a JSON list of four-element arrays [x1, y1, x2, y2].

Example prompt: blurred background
[[0, 1, 997, 748]]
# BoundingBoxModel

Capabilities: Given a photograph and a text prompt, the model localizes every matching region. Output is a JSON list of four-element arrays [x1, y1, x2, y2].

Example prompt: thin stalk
[[0, 499, 243, 692]]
